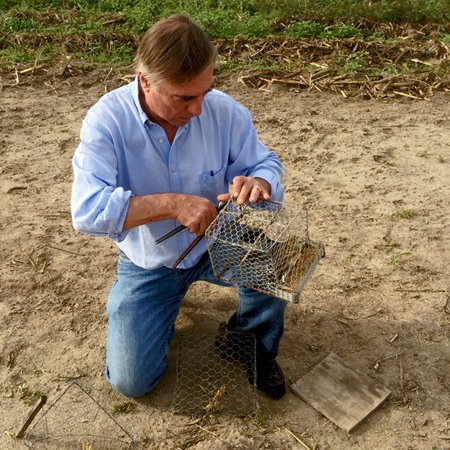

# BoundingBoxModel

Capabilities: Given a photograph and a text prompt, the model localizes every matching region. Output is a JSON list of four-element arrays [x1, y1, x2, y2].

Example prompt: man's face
[[139, 64, 214, 128]]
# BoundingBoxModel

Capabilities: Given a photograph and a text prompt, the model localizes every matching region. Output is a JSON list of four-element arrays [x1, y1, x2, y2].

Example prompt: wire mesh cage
[[205, 199, 324, 303], [24, 382, 134, 449], [172, 328, 258, 417]]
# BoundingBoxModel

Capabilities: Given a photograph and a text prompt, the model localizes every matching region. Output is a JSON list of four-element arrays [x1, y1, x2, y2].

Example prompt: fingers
[[230, 176, 271, 205], [249, 184, 263, 203], [217, 193, 233, 203], [175, 195, 218, 236]]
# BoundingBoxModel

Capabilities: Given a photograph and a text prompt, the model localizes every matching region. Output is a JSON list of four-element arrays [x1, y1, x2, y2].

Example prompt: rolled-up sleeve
[[71, 116, 132, 240]]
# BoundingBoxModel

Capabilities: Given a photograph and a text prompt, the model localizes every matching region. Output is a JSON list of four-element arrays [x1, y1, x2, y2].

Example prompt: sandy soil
[[0, 70, 449, 449]]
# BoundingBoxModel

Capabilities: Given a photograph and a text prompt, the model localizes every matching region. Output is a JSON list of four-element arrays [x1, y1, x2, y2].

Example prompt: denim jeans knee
[[106, 252, 187, 397]]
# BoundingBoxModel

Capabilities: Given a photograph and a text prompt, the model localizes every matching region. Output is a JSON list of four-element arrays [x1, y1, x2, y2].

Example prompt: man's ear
[[138, 71, 151, 92]]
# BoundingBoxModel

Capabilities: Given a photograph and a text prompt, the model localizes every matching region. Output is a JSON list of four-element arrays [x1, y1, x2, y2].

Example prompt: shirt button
[[159, 138, 164, 144], [171, 167, 176, 173]]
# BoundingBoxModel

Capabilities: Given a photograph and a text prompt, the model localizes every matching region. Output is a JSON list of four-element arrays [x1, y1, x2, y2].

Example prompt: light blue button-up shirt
[[71, 78, 284, 269]]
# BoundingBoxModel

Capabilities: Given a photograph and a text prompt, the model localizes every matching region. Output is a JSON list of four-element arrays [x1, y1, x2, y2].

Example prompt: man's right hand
[[173, 194, 218, 236]]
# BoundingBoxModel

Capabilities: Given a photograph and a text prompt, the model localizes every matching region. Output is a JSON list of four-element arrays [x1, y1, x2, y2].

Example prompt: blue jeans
[[106, 251, 287, 397]]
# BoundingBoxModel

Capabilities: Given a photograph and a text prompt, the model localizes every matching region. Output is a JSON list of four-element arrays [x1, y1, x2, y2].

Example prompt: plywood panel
[[291, 353, 391, 432]]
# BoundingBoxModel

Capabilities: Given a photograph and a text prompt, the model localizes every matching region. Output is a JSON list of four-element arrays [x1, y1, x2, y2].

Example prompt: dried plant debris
[[1, 22, 448, 99], [217, 35, 449, 99]]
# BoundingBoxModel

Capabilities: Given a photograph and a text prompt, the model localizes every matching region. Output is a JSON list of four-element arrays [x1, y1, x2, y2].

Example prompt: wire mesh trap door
[[24, 382, 134, 450], [172, 330, 258, 417], [205, 199, 325, 303]]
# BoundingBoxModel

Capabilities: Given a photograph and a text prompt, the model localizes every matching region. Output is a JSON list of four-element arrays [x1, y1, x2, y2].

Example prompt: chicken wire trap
[[172, 329, 258, 416], [205, 199, 324, 303]]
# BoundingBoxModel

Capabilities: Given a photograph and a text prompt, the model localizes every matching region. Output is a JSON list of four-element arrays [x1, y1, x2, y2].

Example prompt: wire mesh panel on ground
[[173, 329, 258, 416], [24, 382, 134, 449], [205, 199, 325, 303]]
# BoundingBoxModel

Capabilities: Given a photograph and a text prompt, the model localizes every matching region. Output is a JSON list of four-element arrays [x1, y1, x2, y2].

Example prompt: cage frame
[[205, 199, 324, 303]]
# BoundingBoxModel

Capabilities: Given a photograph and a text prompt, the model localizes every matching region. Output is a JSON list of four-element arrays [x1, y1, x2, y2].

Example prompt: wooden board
[[290, 353, 391, 432]]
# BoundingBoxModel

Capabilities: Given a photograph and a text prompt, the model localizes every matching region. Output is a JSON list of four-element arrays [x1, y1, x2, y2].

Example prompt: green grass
[[0, 0, 449, 68], [16, 384, 45, 406], [286, 22, 364, 39], [390, 251, 412, 269], [394, 210, 413, 219], [112, 400, 135, 413]]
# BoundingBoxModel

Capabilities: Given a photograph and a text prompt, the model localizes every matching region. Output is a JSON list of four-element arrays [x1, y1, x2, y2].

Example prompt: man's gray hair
[[135, 14, 217, 87]]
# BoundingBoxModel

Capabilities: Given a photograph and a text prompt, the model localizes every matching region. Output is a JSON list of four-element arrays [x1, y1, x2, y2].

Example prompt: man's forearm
[[122, 192, 219, 236], [122, 193, 180, 231]]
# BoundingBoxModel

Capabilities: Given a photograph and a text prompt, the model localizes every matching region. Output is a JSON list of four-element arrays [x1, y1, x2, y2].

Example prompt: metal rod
[[172, 235, 204, 268], [155, 224, 186, 244], [16, 395, 47, 439]]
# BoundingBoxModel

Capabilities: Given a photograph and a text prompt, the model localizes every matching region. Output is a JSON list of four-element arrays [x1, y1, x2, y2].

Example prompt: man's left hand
[[217, 176, 271, 205]]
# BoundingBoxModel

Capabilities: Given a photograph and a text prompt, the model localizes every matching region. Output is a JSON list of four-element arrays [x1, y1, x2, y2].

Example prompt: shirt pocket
[[198, 166, 227, 201]]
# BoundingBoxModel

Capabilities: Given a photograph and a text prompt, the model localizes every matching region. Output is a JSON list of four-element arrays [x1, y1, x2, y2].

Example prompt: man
[[71, 14, 287, 399]]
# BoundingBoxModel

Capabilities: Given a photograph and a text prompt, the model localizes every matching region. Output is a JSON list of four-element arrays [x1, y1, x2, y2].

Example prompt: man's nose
[[187, 98, 203, 116]]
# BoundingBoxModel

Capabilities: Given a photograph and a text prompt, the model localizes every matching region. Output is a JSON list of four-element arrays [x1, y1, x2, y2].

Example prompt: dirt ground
[[0, 68, 449, 449]]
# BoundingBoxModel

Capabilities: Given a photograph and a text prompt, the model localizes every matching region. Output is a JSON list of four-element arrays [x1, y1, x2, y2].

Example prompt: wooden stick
[[283, 426, 312, 450]]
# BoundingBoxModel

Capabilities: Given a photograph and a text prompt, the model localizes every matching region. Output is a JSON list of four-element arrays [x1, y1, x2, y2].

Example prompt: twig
[[103, 66, 113, 83], [25, 253, 38, 272], [334, 80, 372, 85], [39, 261, 47, 274], [43, 212, 71, 218], [314, 306, 381, 321], [373, 352, 404, 370], [444, 292, 450, 314], [346, 311, 379, 320], [101, 17, 123, 26], [394, 288, 446, 293], [195, 424, 230, 447], [59, 56, 73, 76], [389, 333, 399, 343], [393, 90, 421, 100], [47, 244, 86, 257], [18, 65, 44, 74], [270, 78, 308, 86], [283, 426, 312, 450], [45, 81, 59, 96], [310, 67, 333, 81]]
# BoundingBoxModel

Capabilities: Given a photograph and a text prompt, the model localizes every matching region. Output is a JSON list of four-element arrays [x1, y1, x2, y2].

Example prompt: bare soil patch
[[0, 69, 449, 449]]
